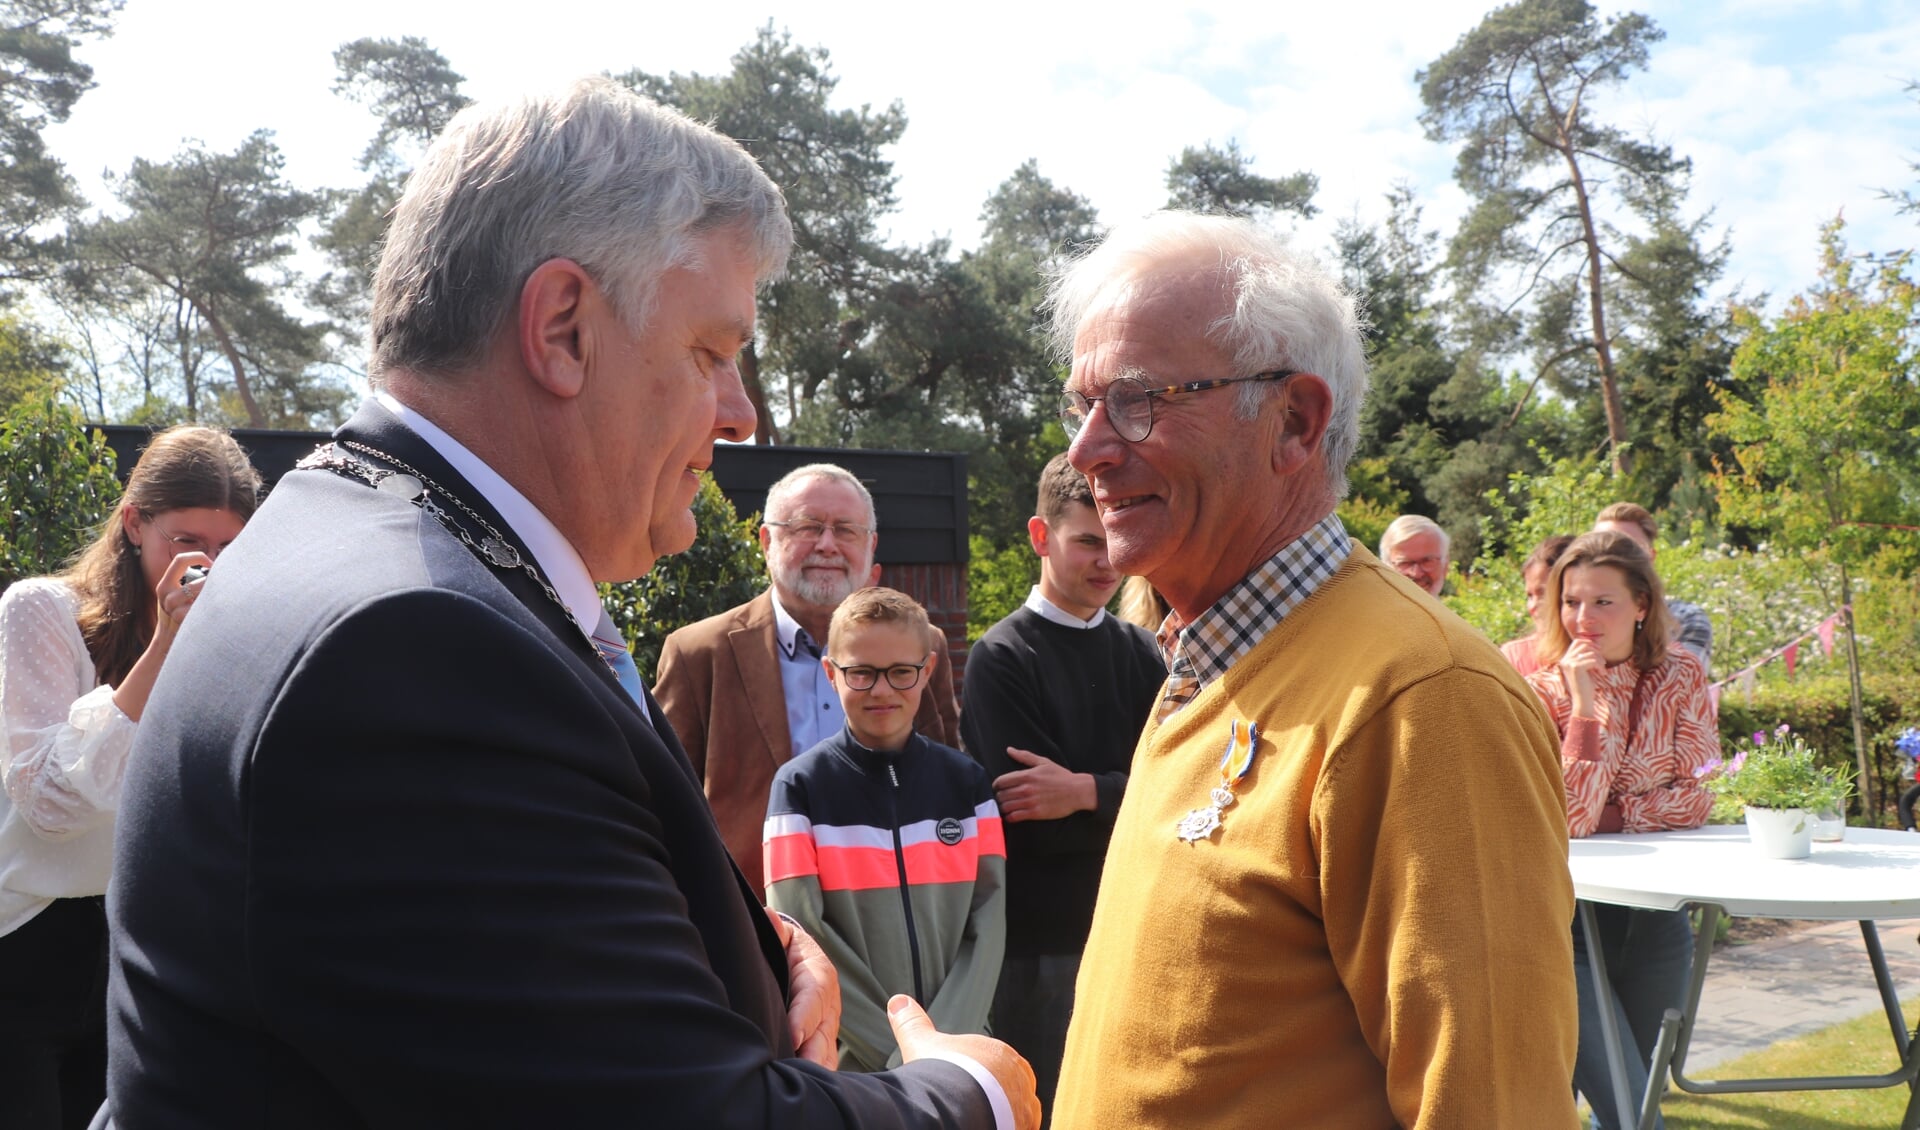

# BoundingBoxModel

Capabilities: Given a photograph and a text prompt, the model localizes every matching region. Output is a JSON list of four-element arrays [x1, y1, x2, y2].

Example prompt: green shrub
[[0, 398, 120, 591], [1717, 671, 1920, 827], [1446, 452, 1869, 688], [1448, 448, 1619, 646], [1335, 456, 1409, 558], [601, 473, 766, 684], [967, 533, 1036, 641]]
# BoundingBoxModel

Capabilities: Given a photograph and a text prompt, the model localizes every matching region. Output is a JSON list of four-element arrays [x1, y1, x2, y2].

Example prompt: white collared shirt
[[1023, 585, 1106, 630], [372, 392, 646, 723]]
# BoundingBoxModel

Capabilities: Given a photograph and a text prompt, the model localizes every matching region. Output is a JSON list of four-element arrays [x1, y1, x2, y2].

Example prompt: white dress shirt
[[374, 392, 647, 725], [1023, 585, 1107, 630]]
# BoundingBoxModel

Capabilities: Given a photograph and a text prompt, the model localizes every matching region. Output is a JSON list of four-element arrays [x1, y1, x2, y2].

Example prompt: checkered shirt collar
[[1156, 513, 1351, 692]]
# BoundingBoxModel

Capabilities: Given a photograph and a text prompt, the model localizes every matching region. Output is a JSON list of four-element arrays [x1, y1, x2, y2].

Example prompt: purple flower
[[1777, 723, 1792, 737], [1753, 731, 1766, 747], [1728, 751, 1748, 775], [1694, 757, 1723, 780]]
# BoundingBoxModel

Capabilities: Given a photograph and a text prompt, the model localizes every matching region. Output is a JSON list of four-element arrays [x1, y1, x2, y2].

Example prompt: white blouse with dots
[[0, 576, 138, 935]]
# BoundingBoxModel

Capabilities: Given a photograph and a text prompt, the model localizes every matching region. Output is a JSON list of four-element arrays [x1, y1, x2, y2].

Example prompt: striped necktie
[[591, 606, 650, 719]]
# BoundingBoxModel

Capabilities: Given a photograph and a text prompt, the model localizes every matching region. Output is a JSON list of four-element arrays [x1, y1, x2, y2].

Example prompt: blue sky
[[42, 0, 1920, 314]]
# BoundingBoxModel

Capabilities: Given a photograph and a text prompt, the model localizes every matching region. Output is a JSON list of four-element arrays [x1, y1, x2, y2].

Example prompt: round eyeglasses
[[827, 657, 929, 692], [1059, 370, 1300, 443]]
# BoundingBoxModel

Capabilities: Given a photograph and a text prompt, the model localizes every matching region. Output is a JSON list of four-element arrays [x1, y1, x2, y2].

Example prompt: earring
[[1635, 618, 1644, 632]]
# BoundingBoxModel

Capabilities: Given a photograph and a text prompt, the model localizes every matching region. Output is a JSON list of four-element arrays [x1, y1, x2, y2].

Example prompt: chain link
[[297, 441, 604, 665]]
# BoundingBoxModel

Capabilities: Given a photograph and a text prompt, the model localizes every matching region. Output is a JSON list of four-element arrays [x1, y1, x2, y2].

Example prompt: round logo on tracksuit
[[936, 818, 964, 846]]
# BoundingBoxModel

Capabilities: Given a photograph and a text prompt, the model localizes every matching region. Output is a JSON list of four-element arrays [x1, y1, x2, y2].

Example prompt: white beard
[[774, 554, 866, 610]]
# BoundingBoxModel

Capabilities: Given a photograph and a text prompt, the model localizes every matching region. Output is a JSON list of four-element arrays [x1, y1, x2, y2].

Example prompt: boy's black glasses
[[828, 658, 928, 691]]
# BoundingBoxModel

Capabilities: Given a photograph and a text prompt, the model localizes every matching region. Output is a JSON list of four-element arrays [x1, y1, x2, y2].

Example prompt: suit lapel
[[727, 592, 794, 768], [329, 403, 787, 1007], [332, 401, 616, 705]]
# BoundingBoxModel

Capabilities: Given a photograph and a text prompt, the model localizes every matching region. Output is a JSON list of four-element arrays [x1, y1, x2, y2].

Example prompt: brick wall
[[879, 562, 971, 704]]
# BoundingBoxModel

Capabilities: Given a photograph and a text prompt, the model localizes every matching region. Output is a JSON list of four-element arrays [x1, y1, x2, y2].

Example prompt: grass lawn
[[1661, 997, 1919, 1128]]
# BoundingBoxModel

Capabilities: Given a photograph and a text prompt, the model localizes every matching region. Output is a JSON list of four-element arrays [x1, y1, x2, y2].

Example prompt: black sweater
[[959, 606, 1164, 957]]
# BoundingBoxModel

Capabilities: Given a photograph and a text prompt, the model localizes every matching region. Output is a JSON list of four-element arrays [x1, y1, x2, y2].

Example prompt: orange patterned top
[[1501, 633, 1545, 678], [1526, 646, 1719, 837]]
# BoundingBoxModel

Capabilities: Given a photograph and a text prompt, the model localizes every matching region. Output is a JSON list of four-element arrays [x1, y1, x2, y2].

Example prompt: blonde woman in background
[[1115, 575, 1168, 633]]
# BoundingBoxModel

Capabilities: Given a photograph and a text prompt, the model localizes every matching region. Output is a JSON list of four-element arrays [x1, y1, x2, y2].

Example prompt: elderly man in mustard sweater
[[1047, 211, 1580, 1130]]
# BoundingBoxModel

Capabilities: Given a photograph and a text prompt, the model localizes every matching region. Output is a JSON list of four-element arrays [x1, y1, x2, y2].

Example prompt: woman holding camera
[[0, 425, 259, 1129], [1525, 529, 1718, 1130]]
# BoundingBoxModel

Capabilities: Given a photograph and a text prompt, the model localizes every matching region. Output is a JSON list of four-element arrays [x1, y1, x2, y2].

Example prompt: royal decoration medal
[[1176, 719, 1258, 842]]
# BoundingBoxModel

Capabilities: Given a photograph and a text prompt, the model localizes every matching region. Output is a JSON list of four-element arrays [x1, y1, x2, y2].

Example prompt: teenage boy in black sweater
[[960, 454, 1164, 1121]]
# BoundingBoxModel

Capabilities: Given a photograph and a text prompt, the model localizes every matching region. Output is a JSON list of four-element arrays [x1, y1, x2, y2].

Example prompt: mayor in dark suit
[[104, 77, 1036, 1130]]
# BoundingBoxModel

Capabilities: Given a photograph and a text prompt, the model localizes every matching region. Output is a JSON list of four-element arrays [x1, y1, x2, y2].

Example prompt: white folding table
[[1568, 825, 1920, 1130]]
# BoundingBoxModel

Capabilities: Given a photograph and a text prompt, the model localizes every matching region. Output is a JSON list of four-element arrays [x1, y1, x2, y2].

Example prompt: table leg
[[1862, 922, 1914, 1061], [1638, 1009, 1682, 1130], [1580, 899, 1638, 1129], [1865, 922, 1920, 1130], [1671, 914, 1919, 1101], [1661, 904, 1719, 1083]]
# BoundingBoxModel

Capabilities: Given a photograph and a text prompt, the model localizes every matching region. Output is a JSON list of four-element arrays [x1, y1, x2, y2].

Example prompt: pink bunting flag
[[1817, 617, 1835, 658], [1784, 641, 1800, 679], [1708, 684, 1722, 716], [1739, 668, 1758, 705]]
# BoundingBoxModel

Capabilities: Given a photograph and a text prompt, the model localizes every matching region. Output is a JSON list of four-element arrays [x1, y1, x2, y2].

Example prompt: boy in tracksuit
[[764, 587, 1007, 1072]]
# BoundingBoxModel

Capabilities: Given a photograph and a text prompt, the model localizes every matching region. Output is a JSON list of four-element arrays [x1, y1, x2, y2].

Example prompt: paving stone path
[[1683, 916, 1920, 1072]]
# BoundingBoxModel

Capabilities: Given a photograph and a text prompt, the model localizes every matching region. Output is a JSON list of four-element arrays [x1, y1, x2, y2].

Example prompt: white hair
[[764, 463, 877, 531], [1379, 514, 1451, 559], [370, 75, 792, 376], [1045, 211, 1369, 496]]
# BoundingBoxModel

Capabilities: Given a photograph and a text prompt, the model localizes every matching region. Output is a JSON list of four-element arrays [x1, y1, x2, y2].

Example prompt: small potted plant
[[1695, 725, 1852, 859]]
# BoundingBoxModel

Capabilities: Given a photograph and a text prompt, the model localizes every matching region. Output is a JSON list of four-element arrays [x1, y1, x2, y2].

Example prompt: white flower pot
[[1745, 805, 1813, 860]]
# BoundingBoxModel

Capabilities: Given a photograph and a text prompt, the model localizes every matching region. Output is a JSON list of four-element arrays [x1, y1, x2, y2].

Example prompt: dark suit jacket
[[105, 401, 991, 1128], [654, 590, 960, 897]]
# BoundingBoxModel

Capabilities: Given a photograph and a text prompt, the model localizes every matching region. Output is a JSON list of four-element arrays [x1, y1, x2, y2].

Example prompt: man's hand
[[993, 747, 1096, 823], [765, 907, 840, 1069], [890, 995, 1041, 1130]]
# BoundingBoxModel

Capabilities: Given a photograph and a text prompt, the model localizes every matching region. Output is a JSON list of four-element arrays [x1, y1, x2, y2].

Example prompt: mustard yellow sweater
[[1054, 550, 1579, 1129]]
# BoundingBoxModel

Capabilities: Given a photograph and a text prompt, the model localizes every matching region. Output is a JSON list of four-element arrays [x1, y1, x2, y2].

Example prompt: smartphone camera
[[181, 565, 210, 586]]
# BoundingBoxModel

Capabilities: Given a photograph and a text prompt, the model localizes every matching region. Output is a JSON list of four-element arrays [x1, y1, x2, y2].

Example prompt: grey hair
[[1045, 211, 1369, 496], [764, 463, 877, 530], [369, 75, 793, 377], [1379, 514, 1451, 560]]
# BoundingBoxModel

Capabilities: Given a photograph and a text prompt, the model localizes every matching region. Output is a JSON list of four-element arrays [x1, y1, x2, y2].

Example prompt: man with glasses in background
[[1045, 212, 1580, 1129], [656, 463, 960, 897], [1379, 514, 1452, 597]]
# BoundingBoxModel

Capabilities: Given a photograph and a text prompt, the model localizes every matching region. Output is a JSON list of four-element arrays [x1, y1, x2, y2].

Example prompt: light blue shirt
[[772, 593, 844, 756]]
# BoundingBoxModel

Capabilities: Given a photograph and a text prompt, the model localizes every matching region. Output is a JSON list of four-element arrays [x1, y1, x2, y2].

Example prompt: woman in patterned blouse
[[1525, 529, 1718, 1130]]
